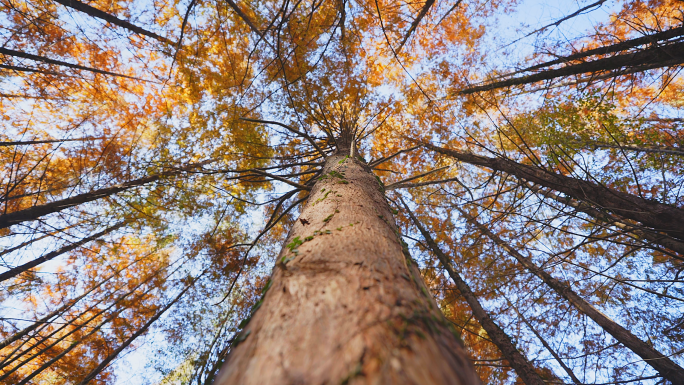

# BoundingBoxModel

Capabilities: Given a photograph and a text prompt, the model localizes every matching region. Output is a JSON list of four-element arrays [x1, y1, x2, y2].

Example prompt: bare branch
[[0, 47, 154, 82], [459, 41, 684, 94], [52, 0, 175, 45], [385, 166, 449, 190], [395, 0, 435, 54], [0, 222, 125, 283], [368, 146, 420, 168]]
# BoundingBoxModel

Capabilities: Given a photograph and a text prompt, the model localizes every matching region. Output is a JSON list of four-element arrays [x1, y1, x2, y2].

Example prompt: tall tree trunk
[[214, 151, 480, 385], [403, 201, 547, 385], [522, 25, 684, 73], [454, 206, 684, 384], [426, 143, 684, 241]]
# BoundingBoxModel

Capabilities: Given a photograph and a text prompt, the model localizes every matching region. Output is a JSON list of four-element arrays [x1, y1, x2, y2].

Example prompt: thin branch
[[241, 117, 327, 158], [0, 222, 125, 283], [385, 166, 449, 190], [505, 0, 607, 49], [0, 47, 153, 82], [368, 146, 420, 168], [75, 275, 199, 385], [248, 169, 312, 190], [52, 0, 175, 45], [395, 0, 435, 53]]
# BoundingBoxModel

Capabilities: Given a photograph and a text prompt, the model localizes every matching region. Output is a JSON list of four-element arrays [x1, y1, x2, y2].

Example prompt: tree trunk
[[403, 201, 547, 385], [454, 206, 684, 385], [214, 152, 480, 385], [426, 143, 684, 241]]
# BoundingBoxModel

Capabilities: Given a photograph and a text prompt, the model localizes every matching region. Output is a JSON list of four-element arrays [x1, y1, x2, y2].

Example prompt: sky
[[118, 1, 637, 384], [2, 1, 663, 384]]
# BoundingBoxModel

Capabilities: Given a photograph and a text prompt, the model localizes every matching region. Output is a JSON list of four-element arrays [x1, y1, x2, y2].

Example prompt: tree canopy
[[0, 0, 682, 384]]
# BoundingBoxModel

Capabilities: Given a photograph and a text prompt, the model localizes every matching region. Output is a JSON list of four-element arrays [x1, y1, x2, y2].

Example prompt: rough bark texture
[[427, 144, 684, 241], [214, 152, 480, 385], [454, 207, 684, 385], [404, 203, 546, 385]]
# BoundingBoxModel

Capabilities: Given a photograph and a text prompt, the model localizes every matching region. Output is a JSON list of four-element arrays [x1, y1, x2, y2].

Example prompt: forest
[[0, 0, 682, 384]]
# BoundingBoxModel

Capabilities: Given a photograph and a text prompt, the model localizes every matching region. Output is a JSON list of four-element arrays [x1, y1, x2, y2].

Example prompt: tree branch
[[52, 0, 175, 45]]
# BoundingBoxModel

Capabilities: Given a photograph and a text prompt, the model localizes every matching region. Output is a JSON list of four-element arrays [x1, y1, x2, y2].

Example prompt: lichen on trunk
[[214, 151, 480, 385]]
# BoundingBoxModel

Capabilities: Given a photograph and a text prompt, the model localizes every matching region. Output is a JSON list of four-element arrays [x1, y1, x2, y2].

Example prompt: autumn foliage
[[1, 0, 683, 384]]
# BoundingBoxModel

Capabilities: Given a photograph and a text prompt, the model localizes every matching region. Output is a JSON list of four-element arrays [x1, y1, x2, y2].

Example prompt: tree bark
[[403, 201, 547, 385], [426, 143, 684, 241], [214, 152, 480, 385], [454, 206, 684, 385]]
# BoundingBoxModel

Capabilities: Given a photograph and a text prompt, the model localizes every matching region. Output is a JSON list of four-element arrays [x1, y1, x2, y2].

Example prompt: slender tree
[[403, 199, 546, 385], [453, 205, 684, 384]]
